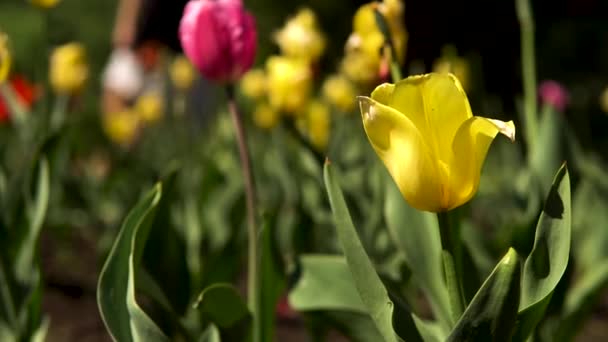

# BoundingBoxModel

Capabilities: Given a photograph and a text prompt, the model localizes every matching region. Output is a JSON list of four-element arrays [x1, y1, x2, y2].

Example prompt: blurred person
[[102, 0, 189, 116]]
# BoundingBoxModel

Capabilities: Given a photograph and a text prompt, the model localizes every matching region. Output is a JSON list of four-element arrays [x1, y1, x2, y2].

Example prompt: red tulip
[[179, 0, 257, 83]]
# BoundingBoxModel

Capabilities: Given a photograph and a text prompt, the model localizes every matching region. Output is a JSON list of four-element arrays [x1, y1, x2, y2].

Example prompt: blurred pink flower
[[179, 0, 257, 83], [538, 80, 569, 112]]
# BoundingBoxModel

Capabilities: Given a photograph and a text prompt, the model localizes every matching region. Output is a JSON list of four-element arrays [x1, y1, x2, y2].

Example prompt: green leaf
[[259, 216, 286, 342], [97, 183, 169, 342], [194, 283, 250, 329], [530, 105, 563, 193], [513, 164, 571, 340], [198, 324, 221, 342], [324, 161, 422, 342], [552, 260, 608, 341], [289, 255, 366, 313], [384, 179, 451, 327], [447, 248, 521, 342], [15, 158, 49, 284], [142, 171, 191, 316]]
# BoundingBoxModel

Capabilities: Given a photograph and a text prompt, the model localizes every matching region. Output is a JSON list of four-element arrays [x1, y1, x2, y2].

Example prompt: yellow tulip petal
[[370, 83, 395, 105], [447, 117, 516, 209], [389, 73, 473, 162], [359, 96, 446, 212]]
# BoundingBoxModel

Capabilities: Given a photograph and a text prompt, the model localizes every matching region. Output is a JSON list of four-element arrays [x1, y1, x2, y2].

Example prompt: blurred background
[[1, 0, 607, 341]]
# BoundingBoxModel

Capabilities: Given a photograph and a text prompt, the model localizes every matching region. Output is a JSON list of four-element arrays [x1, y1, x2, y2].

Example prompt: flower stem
[[225, 86, 259, 342], [437, 211, 464, 324], [50, 94, 69, 133], [516, 0, 538, 156]]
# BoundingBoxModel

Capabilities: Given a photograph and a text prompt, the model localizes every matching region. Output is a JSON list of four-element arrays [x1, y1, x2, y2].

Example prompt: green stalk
[[516, 0, 539, 155], [438, 211, 465, 324], [50, 94, 69, 132], [225, 86, 260, 342]]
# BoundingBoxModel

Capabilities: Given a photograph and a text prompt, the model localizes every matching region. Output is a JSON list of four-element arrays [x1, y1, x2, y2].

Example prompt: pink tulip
[[179, 0, 257, 83], [538, 80, 569, 112]]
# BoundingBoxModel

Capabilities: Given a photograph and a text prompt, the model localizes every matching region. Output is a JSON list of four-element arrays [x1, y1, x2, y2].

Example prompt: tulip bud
[[240, 68, 266, 100], [135, 92, 164, 124], [30, 0, 60, 9], [273, 8, 326, 62], [170, 55, 196, 91], [538, 80, 569, 112], [49, 43, 89, 95], [266, 56, 312, 114], [252, 103, 279, 130], [179, 0, 257, 83], [0, 33, 10, 84], [305, 100, 331, 151], [102, 110, 140, 147], [322, 74, 357, 113]]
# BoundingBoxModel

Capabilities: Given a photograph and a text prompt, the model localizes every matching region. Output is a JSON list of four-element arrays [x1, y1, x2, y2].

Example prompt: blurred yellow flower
[[102, 110, 140, 146], [274, 8, 326, 62], [322, 74, 357, 113], [599, 87, 608, 114], [266, 56, 312, 114], [240, 69, 266, 100], [252, 102, 280, 130], [0, 33, 10, 83], [30, 0, 60, 9], [433, 46, 470, 91], [170, 55, 195, 91], [340, 51, 379, 85], [49, 43, 88, 95], [135, 92, 164, 124], [359, 73, 515, 212], [346, 0, 407, 70], [305, 100, 331, 151]]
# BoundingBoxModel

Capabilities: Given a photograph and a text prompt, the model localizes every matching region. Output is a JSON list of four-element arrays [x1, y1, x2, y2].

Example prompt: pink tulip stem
[[226, 86, 259, 339], [438, 211, 465, 324]]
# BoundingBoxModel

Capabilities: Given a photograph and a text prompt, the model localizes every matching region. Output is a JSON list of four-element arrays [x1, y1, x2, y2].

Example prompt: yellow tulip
[[359, 73, 515, 212], [305, 100, 331, 151], [274, 8, 326, 62], [340, 50, 379, 85], [240, 69, 266, 100], [30, 0, 60, 9], [252, 102, 280, 130], [170, 55, 195, 91], [347, 0, 407, 68], [0, 33, 10, 83], [102, 110, 140, 146], [322, 74, 357, 113], [134, 92, 164, 124], [49, 43, 88, 95], [433, 46, 470, 91], [266, 56, 312, 114]]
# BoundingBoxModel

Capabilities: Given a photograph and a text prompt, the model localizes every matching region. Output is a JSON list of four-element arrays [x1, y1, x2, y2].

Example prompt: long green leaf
[[324, 161, 421, 342], [513, 164, 571, 340], [15, 158, 49, 284], [97, 183, 169, 342], [447, 248, 521, 341], [259, 217, 285, 342], [289, 255, 366, 313], [384, 180, 451, 327]]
